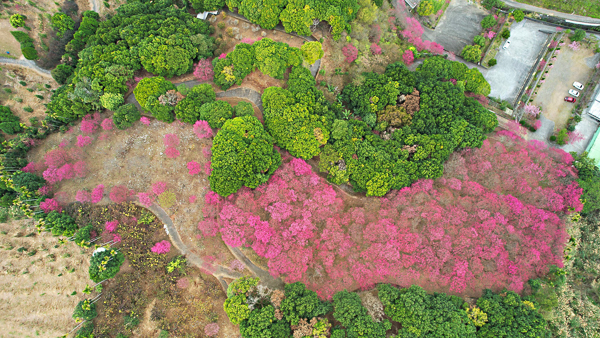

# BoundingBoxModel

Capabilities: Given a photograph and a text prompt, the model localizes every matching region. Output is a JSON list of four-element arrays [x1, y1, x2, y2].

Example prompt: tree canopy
[[209, 116, 282, 196]]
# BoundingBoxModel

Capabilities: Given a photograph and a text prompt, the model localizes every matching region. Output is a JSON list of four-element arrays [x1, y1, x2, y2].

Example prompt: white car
[[503, 40, 511, 49], [573, 81, 584, 90], [569, 89, 580, 97]]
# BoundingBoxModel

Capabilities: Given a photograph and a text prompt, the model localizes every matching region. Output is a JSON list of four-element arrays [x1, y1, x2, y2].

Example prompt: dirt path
[[133, 198, 285, 290], [89, 0, 99, 12], [0, 56, 52, 78]]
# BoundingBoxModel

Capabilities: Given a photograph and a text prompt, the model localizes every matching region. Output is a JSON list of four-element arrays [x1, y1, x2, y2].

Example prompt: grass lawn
[[515, 0, 600, 19]]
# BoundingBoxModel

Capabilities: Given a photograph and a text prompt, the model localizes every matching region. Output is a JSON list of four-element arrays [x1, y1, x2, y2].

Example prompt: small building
[[405, 0, 422, 9], [585, 126, 600, 169], [196, 11, 219, 20]]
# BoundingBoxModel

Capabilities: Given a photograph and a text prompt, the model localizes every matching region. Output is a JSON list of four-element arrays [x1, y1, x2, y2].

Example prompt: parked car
[[573, 82, 584, 90], [569, 89, 580, 97], [564, 97, 576, 103], [503, 40, 511, 49]]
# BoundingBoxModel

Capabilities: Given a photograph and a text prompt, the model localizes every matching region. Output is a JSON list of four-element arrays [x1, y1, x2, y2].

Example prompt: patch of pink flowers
[[140, 116, 151, 125], [76, 135, 92, 147], [151, 240, 171, 254], [201, 132, 581, 299], [76, 190, 91, 203], [204, 323, 219, 337], [138, 192, 155, 207], [152, 182, 167, 196], [193, 120, 213, 139], [40, 198, 61, 213], [101, 118, 114, 131], [187, 161, 201, 175], [165, 147, 180, 158], [105, 220, 118, 233], [91, 184, 104, 203]]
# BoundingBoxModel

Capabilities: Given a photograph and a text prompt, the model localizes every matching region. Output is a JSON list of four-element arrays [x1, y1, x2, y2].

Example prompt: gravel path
[[0, 56, 52, 77]]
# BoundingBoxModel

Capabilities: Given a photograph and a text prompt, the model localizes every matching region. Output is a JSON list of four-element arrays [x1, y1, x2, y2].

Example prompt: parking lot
[[532, 47, 598, 130], [484, 19, 550, 104]]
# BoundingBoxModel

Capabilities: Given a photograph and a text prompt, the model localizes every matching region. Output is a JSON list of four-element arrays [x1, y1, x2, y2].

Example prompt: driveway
[[421, 0, 488, 55], [484, 19, 550, 104]]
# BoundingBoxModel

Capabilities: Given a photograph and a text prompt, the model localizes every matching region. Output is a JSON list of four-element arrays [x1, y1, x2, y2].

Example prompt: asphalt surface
[[502, 0, 600, 24], [484, 19, 550, 103]]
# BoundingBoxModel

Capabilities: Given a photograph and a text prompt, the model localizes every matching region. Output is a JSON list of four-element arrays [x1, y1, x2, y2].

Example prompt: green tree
[[480, 15, 497, 29], [264, 101, 329, 159], [235, 101, 254, 117], [51, 64, 74, 85], [513, 9, 524, 22], [51, 12, 75, 37], [0, 105, 22, 135], [476, 289, 548, 337], [279, 0, 315, 36], [377, 284, 476, 337], [417, 0, 434, 16], [199, 100, 234, 128], [473, 35, 485, 47], [501, 28, 510, 39], [210, 116, 282, 197], [99, 92, 124, 111], [134, 77, 175, 111], [138, 35, 196, 78], [301, 41, 324, 65], [9, 14, 26, 28], [88, 248, 125, 283], [113, 104, 141, 129], [280, 282, 320, 325], [11, 171, 46, 193], [333, 290, 390, 338], [224, 294, 251, 325], [461, 44, 482, 63], [226, 276, 259, 298], [45, 211, 78, 237], [571, 29, 586, 42], [174, 83, 216, 124]]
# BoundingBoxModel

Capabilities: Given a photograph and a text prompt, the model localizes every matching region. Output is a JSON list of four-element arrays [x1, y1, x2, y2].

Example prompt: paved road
[[0, 56, 52, 77], [502, 0, 600, 25]]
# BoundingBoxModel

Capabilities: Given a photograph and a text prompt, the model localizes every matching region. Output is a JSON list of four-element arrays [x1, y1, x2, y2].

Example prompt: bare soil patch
[[0, 219, 90, 338], [1, 64, 56, 126], [532, 41, 596, 130]]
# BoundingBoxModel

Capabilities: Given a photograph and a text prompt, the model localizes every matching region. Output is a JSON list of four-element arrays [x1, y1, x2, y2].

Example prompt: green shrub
[[19, 81, 27, 86], [513, 9, 524, 22], [23, 107, 33, 113], [10, 31, 33, 44], [571, 29, 586, 42], [174, 83, 216, 124], [556, 128, 568, 145], [10, 14, 26, 28], [3, 88, 11, 94], [73, 299, 97, 321], [488, 58, 497, 66], [417, 0, 434, 16], [549, 135, 557, 142], [75, 321, 94, 338], [88, 248, 125, 283], [501, 28, 510, 39], [461, 44, 482, 63], [481, 15, 497, 29]]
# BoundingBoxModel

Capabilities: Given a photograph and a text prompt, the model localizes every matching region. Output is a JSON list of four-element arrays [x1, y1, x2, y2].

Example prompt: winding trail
[[0, 56, 52, 78], [131, 198, 284, 290]]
